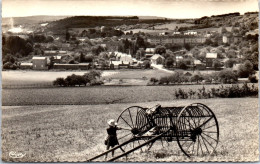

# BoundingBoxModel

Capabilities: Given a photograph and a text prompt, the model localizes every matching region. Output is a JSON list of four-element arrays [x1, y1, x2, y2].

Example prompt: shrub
[[159, 76, 171, 85], [53, 70, 103, 87], [218, 69, 238, 84], [249, 74, 258, 83], [53, 77, 66, 86]]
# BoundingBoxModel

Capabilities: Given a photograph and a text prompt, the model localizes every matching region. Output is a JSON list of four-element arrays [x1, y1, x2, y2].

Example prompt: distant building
[[184, 31, 198, 35], [151, 54, 165, 65], [206, 53, 217, 67], [194, 59, 206, 70], [53, 56, 62, 63], [32, 57, 48, 70], [233, 35, 243, 43], [222, 35, 230, 44], [44, 50, 58, 56], [119, 55, 133, 65], [175, 56, 184, 66], [232, 63, 242, 72], [145, 48, 155, 54], [110, 61, 130, 69], [20, 63, 33, 69], [145, 48, 155, 58], [53, 63, 90, 70]]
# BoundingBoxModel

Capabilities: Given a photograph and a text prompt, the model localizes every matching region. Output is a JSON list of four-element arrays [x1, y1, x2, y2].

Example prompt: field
[[2, 69, 223, 88], [153, 22, 194, 30], [2, 70, 173, 86], [2, 84, 252, 106], [2, 98, 258, 162]]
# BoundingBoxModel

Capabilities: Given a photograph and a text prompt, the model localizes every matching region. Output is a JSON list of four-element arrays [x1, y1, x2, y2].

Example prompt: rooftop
[[32, 57, 46, 60], [206, 53, 217, 59]]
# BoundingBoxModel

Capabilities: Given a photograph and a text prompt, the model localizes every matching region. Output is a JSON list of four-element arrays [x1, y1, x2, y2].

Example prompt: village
[[2, 0, 259, 162], [2, 12, 259, 84]]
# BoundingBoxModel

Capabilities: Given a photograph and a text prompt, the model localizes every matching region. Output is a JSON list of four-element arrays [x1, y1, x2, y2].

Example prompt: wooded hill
[[46, 16, 172, 33]]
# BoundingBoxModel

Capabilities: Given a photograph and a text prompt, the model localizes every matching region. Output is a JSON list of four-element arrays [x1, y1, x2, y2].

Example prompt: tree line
[[53, 70, 103, 87]]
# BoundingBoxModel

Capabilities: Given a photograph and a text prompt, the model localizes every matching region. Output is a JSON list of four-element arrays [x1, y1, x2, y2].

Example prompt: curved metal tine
[[186, 107, 197, 128], [180, 109, 194, 129]]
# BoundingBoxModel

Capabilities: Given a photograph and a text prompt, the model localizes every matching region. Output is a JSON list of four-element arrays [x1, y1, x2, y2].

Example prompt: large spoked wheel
[[176, 103, 219, 157], [116, 106, 151, 152]]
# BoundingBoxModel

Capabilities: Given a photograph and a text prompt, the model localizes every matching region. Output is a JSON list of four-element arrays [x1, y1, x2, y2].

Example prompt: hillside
[[194, 12, 258, 29], [2, 15, 69, 26], [46, 16, 172, 34]]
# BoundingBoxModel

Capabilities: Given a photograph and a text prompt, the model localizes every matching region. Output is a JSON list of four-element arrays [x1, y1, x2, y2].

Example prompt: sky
[[2, 0, 259, 18]]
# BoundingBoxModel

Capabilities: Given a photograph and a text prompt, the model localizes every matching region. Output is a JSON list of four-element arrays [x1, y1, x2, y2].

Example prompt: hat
[[107, 119, 117, 127]]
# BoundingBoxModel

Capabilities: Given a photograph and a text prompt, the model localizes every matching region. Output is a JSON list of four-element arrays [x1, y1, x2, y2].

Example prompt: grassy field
[[2, 98, 258, 162], [2, 69, 172, 86], [153, 22, 194, 30], [2, 84, 252, 106]]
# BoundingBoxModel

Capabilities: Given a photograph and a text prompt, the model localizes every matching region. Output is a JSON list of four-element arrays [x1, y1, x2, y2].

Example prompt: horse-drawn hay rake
[[88, 103, 219, 161]]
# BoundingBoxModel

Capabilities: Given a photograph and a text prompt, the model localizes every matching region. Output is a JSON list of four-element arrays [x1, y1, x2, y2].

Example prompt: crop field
[[2, 69, 172, 86], [2, 70, 119, 86], [153, 22, 194, 30], [2, 98, 258, 162], [2, 84, 252, 106]]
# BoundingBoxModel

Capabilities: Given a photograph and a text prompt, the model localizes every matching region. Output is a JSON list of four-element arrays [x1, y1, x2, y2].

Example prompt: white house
[[151, 54, 165, 65]]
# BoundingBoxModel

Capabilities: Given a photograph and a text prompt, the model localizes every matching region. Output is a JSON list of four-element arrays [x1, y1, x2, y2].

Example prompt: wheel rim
[[176, 103, 219, 157], [116, 106, 151, 152]]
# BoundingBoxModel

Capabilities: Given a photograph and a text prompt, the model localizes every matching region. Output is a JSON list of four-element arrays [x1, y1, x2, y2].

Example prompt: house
[[32, 57, 48, 70], [206, 53, 217, 67], [233, 35, 243, 43], [119, 54, 133, 65], [44, 50, 58, 56], [184, 31, 197, 35], [194, 59, 206, 70], [172, 31, 181, 35], [53, 63, 90, 70], [222, 35, 230, 44], [151, 54, 165, 65], [232, 63, 242, 72], [145, 48, 155, 58], [145, 48, 155, 54], [184, 72, 192, 77], [53, 56, 62, 63], [110, 61, 130, 69], [175, 56, 184, 66], [20, 63, 33, 69]]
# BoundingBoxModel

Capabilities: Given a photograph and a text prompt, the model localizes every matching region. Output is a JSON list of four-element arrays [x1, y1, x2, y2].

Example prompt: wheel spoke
[[199, 136, 204, 156], [200, 134, 214, 149], [201, 134, 210, 154], [118, 133, 132, 140], [186, 141, 194, 152], [202, 123, 216, 130], [198, 116, 214, 128], [197, 137, 199, 156], [203, 131, 218, 133], [202, 132, 218, 143], [120, 116, 133, 128], [128, 109, 134, 128]]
